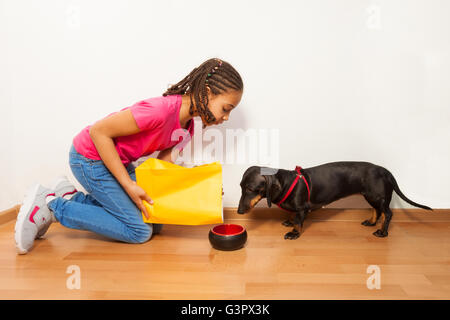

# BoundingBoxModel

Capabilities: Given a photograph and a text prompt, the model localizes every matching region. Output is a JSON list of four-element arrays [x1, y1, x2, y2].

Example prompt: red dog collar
[[276, 166, 311, 212]]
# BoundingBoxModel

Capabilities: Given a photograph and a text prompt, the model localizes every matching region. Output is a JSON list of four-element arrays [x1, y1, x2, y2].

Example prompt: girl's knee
[[130, 223, 152, 244]]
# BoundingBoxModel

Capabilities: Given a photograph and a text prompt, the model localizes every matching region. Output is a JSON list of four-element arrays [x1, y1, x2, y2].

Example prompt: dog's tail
[[387, 171, 432, 211]]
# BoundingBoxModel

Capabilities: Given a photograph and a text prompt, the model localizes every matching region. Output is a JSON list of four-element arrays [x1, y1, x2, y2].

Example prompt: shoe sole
[[36, 177, 65, 239], [34, 176, 74, 242], [14, 183, 40, 254]]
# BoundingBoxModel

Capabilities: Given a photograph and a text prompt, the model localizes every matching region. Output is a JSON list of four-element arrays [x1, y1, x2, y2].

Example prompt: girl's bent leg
[[70, 191, 102, 207], [48, 198, 152, 244], [65, 148, 152, 244]]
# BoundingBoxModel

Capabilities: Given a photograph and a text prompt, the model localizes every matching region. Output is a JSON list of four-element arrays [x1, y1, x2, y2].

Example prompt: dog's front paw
[[373, 229, 388, 237], [361, 220, 376, 226], [282, 220, 294, 227], [284, 231, 300, 240]]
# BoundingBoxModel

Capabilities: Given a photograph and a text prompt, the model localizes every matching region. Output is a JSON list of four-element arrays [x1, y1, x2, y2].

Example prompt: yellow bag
[[135, 158, 223, 225]]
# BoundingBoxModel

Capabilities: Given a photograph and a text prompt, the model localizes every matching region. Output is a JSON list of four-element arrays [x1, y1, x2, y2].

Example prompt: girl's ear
[[205, 86, 214, 101]]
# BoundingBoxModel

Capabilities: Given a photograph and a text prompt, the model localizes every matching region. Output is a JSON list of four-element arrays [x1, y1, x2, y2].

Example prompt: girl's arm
[[89, 109, 153, 218]]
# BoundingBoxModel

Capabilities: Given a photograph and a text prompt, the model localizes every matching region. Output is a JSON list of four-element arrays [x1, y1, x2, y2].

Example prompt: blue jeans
[[48, 145, 161, 243]]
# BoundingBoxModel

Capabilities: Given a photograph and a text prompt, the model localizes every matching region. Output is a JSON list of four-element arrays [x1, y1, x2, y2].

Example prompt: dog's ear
[[264, 175, 274, 208]]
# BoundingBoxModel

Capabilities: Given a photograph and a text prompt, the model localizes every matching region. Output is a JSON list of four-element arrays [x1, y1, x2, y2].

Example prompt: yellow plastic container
[[135, 158, 223, 225]]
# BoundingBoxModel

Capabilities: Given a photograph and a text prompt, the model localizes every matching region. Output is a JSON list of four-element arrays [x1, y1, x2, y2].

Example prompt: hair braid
[[163, 58, 243, 125]]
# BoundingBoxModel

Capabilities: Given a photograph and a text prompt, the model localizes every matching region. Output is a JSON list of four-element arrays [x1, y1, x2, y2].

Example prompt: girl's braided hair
[[163, 58, 243, 125]]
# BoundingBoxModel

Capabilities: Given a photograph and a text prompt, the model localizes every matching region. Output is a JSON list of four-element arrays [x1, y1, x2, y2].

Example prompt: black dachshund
[[237, 162, 432, 239]]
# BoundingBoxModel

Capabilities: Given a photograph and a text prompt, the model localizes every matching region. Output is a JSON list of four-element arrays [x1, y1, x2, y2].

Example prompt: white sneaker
[[15, 184, 55, 254], [51, 175, 77, 199], [36, 176, 78, 239]]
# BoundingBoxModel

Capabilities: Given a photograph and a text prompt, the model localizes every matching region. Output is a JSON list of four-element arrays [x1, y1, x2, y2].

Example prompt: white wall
[[1, 0, 449, 210]]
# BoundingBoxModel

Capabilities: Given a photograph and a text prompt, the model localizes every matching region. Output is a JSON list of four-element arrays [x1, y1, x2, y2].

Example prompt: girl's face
[[204, 89, 243, 127]]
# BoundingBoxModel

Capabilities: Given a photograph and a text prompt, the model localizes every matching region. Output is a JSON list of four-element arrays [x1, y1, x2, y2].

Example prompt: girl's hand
[[125, 181, 153, 219]]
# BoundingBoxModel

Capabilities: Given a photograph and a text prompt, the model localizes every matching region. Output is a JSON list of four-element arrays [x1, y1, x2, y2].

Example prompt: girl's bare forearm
[[89, 128, 134, 190]]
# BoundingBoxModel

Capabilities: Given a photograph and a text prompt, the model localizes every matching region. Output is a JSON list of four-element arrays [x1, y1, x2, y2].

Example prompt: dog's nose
[[237, 204, 245, 214]]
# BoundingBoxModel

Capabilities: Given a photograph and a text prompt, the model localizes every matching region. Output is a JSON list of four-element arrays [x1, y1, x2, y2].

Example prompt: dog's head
[[237, 166, 280, 214]]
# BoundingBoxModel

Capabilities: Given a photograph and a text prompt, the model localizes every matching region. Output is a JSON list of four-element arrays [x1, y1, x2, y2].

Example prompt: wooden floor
[[0, 208, 449, 300]]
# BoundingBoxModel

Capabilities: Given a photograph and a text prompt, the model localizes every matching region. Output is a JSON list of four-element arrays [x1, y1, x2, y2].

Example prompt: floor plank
[[0, 209, 449, 299]]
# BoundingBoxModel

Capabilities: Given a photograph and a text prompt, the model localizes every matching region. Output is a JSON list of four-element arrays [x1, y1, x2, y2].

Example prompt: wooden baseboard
[[0, 205, 20, 225], [1, 205, 448, 226]]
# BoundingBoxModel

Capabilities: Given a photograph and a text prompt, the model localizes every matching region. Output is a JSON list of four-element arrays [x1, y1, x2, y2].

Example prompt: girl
[[14, 58, 243, 254]]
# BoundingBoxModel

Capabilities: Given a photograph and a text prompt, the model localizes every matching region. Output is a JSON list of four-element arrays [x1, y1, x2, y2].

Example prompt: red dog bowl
[[208, 224, 247, 251]]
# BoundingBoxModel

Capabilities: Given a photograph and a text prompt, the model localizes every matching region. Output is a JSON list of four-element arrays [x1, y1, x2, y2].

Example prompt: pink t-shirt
[[73, 94, 194, 166]]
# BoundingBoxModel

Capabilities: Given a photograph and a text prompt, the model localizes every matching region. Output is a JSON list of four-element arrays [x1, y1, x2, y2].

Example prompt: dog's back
[[304, 161, 382, 203]]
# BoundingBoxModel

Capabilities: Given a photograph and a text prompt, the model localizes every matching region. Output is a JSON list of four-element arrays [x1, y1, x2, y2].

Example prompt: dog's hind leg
[[362, 195, 382, 226], [362, 209, 381, 226], [373, 206, 393, 237], [373, 192, 393, 237]]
